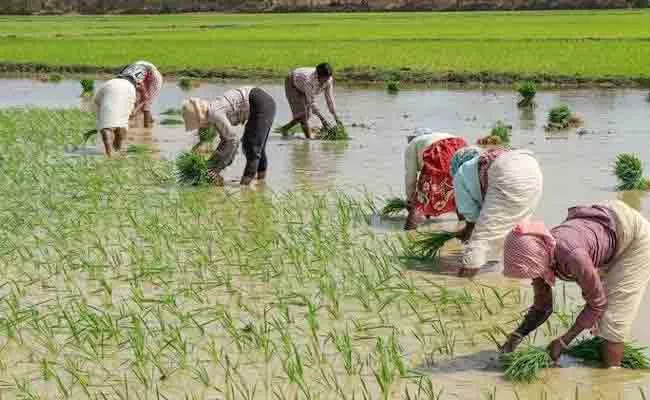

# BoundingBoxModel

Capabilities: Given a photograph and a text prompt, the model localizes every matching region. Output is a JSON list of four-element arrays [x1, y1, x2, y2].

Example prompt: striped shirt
[[292, 67, 336, 118], [205, 87, 252, 173], [118, 61, 163, 111]]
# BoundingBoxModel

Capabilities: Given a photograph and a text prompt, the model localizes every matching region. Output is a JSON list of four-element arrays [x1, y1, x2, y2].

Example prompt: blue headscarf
[[450, 146, 481, 177]]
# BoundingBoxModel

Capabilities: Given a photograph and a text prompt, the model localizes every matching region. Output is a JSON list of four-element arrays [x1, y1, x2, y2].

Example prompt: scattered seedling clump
[[545, 104, 583, 131], [381, 197, 408, 216], [178, 77, 194, 91], [402, 231, 456, 261], [48, 73, 63, 83], [614, 153, 650, 191], [386, 80, 400, 94], [517, 81, 537, 107], [80, 79, 95, 95]]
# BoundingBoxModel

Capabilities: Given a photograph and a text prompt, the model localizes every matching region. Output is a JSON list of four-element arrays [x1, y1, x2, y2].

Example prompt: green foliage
[[82, 128, 98, 143], [319, 124, 349, 141], [175, 151, 209, 185], [160, 118, 184, 126], [567, 337, 650, 369], [80, 79, 95, 94], [548, 104, 572, 125], [48, 73, 63, 83], [178, 77, 193, 91], [386, 81, 400, 94], [614, 153, 650, 191], [381, 197, 408, 216], [517, 80, 536, 107], [490, 120, 511, 144], [402, 231, 456, 261], [160, 108, 181, 116], [501, 346, 552, 382]]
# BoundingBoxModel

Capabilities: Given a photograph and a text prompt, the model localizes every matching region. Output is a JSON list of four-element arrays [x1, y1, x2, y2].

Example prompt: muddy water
[[4, 78, 650, 398]]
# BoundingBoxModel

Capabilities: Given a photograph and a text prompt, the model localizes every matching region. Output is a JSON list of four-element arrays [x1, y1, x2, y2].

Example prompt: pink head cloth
[[503, 221, 557, 286]]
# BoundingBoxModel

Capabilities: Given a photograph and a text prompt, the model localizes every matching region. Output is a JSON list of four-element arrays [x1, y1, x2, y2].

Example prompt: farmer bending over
[[403, 129, 468, 230], [94, 77, 136, 157], [501, 200, 650, 368], [181, 87, 276, 186], [451, 147, 543, 277], [117, 61, 163, 128], [280, 63, 341, 139]]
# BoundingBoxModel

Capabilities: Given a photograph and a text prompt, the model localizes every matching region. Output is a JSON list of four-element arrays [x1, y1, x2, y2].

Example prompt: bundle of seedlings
[[191, 126, 218, 152], [501, 346, 552, 383], [566, 337, 650, 369], [82, 129, 98, 144], [381, 197, 408, 216], [161, 108, 181, 116], [80, 79, 95, 95], [545, 104, 583, 131], [176, 151, 210, 185], [614, 153, 650, 191], [319, 123, 349, 141], [402, 230, 456, 261], [160, 118, 184, 126], [517, 81, 537, 107], [178, 77, 194, 91], [386, 80, 400, 94]]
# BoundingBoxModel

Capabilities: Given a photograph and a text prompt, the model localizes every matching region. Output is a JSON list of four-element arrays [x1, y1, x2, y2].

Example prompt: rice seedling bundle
[[500, 346, 552, 382], [48, 73, 63, 83], [566, 337, 650, 369], [386, 81, 400, 94], [319, 124, 349, 141], [517, 81, 536, 107], [403, 231, 456, 261], [160, 118, 184, 126], [160, 108, 181, 116], [545, 104, 582, 130], [82, 128, 98, 143], [80, 79, 95, 95], [178, 77, 193, 91], [614, 153, 650, 191], [175, 151, 209, 185], [381, 197, 408, 216], [490, 121, 511, 144]]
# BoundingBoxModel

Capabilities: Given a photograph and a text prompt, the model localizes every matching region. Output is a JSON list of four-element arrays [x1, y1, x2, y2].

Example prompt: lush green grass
[[2, 11, 650, 79]]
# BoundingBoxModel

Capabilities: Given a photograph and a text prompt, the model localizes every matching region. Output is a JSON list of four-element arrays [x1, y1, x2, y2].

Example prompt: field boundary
[[2, 62, 650, 87]]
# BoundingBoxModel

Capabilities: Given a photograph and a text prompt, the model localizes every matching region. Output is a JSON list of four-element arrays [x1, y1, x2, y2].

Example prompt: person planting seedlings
[[279, 63, 341, 139], [117, 61, 163, 128], [93, 77, 136, 157], [450, 147, 543, 277], [500, 200, 650, 368], [403, 129, 468, 230], [181, 86, 276, 186]]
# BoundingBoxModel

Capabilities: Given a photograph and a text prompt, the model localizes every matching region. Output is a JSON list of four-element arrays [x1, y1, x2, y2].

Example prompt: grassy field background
[[1, 11, 650, 81]]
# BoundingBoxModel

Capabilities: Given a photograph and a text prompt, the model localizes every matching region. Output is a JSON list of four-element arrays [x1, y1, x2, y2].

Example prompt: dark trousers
[[241, 88, 276, 178]]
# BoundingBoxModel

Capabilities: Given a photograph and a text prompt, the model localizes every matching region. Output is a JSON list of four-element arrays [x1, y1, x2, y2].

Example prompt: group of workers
[[404, 130, 650, 368], [94, 61, 650, 370], [94, 60, 339, 184]]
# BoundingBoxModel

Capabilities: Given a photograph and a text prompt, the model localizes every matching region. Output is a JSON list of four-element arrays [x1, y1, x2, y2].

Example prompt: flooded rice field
[[2, 78, 650, 399]]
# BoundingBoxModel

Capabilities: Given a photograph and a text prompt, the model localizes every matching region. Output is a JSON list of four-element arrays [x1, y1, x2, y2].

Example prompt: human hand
[[456, 227, 471, 242], [500, 333, 523, 354], [547, 337, 566, 364]]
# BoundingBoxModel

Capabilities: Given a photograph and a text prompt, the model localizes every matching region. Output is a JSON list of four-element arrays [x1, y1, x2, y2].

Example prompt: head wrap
[[503, 221, 557, 286], [450, 146, 481, 177], [181, 97, 209, 132]]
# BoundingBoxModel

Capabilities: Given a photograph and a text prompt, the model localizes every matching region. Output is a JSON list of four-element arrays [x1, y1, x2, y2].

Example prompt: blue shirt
[[453, 156, 483, 222]]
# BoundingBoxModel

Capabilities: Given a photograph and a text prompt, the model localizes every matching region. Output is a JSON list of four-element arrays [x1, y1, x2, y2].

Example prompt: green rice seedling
[[273, 125, 302, 137], [82, 128, 98, 143], [319, 123, 349, 141], [160, 108, 181, 116], [160, 118, 184, 126], [490, 120, 512, 144], [386, 80, 400, 94], [566, 337, 650, 369], [328, 327, 355, 375], [178, 77, 193, 91], [402, 231, 456, 261], [614, 153, 650, 191], [517, 80, 537, 107], [175, 151, 209, 185], [195, 126, 217, 147], [127, 144, 151, 154], [404, 377, 444, 400], [48, 73, 63, 83], [545, 104, 582, 130], [500, 346, 552, 382], [80, 79, 95, 95], [381, 197, 408, 216]]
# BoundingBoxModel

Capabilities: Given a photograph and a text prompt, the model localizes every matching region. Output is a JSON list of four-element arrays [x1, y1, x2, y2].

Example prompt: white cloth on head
[[463, 149, 543, 269], [596, 200, 650, 342], [404, 132, 454, 199], [94, 78, 136, 130]]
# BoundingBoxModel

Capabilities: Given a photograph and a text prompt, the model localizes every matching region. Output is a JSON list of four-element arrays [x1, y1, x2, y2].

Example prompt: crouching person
[[94, 77, 137, 157]]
